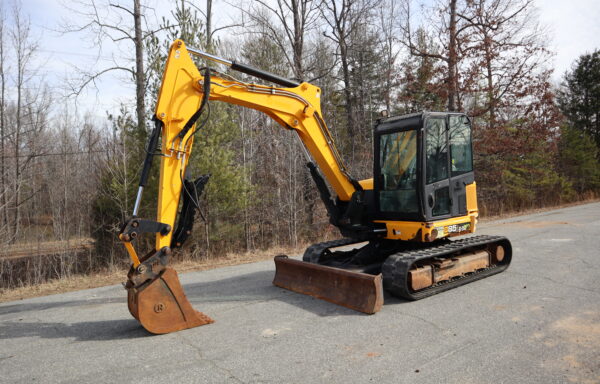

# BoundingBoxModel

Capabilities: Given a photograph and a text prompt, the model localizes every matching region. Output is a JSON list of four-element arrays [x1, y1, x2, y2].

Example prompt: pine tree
[[557, 124, 600, 195], [558, 50, 600, 157]]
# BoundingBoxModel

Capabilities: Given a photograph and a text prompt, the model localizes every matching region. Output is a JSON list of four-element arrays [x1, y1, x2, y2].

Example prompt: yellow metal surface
[[466, 181, 478, 213], [153, 41, 204, 249], [376, 212, 477, 242], [201, 74, 355, 201], [358, 178, 373, 190], [122, 240, 140, 267], [152, 40, 359, 249]]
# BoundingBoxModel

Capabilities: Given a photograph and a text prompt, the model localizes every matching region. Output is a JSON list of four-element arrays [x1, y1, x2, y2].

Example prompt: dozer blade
[[273, 255, 383, 314], [127, 267, 213, 334]]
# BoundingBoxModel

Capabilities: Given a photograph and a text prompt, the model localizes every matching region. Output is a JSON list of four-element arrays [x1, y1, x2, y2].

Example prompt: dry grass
[[0, 238, 94, 260], [0, 270, 125, 303], [0, 243, 309, 303]]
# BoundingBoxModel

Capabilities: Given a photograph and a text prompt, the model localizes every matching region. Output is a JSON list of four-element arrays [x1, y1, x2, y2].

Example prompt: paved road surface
[[1, 203, 599, 383]]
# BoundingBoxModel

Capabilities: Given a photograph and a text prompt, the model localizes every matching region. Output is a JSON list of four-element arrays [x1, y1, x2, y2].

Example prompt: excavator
[[119, 40, 512, 334]]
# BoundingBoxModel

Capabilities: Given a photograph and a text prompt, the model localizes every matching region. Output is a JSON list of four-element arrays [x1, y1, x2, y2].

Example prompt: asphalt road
[[1, 203, 599, 384]]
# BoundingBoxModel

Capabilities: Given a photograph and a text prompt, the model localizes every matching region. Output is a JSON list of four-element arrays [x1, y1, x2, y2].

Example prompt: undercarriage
[[273, 235, 512, 312]]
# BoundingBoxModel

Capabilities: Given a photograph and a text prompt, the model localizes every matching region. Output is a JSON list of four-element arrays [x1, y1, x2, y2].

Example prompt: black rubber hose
[[177, 67, 211, 140], [139, 119, 162, 187]]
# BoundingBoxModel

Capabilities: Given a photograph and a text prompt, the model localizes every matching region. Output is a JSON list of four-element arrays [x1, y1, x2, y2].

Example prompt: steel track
[[382, 235, 512, 300]]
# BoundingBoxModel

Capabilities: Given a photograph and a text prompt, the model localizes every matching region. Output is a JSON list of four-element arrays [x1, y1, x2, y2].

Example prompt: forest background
[[0, 0, 599, 290]]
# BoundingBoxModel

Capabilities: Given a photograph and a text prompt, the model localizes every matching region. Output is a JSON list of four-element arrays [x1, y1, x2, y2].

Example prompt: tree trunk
[[339, 39, 356, 160], [133, 0, 146, 134], [0, 16, 6, 232], [291, 0, 304, 79], [206, 0, 212, 51], [484, 34, 495, 130], [447, 0, 457, 111], [13, 25, 23, 244]]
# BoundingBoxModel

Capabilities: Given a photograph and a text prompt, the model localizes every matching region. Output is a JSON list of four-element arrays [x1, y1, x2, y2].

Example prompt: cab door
[[447, 114, 474, 217], [423, 115, 451, 220], [423, 113, 474, 220]]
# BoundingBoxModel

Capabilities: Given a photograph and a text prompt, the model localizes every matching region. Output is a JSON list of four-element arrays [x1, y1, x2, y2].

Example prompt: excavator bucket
[[273, 256, 383, 314], [127, 267, 213, 334]]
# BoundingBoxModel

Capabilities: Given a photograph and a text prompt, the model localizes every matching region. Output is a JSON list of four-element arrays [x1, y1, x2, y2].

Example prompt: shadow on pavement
[[184, 269, 408, 316], [0, 296, 124, 316], [0, 318, 148, 341], [0, 268, 411, 342]]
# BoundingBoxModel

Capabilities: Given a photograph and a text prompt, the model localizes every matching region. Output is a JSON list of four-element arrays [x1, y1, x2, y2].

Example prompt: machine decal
[[436, 222, 471, 237]]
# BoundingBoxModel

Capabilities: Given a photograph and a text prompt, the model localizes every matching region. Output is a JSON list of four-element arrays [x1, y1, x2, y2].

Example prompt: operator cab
[[373, 112, 474, 222]]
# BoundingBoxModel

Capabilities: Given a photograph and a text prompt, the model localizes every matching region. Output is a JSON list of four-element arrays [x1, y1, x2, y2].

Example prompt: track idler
[[126, 248, 213, 334]]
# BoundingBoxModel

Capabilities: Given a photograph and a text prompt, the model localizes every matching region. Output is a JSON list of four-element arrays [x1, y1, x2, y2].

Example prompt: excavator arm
[[127, 39, 363, 254], [153, 39, 367, 246], [119, 40, 382, 334]]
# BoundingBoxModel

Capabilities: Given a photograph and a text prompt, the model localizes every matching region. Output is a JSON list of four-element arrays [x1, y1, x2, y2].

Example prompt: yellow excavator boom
[[119, 40, 378, 333]]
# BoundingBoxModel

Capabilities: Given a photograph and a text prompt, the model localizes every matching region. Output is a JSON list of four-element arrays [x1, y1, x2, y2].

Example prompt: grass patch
[[0, 243, 308, 303]]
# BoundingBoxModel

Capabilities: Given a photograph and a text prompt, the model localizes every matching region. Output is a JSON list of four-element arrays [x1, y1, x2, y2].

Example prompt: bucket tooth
[[127, 267, 213, 334], [273, 255, 383, 314]]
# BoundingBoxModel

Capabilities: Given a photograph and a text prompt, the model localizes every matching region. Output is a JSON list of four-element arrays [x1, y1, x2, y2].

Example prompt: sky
[[537, 0, 600, 78], [6, 0, 600, 119]]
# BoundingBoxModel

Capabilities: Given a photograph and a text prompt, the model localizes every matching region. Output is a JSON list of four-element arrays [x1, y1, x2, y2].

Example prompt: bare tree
[[399, 0, 469, 111], [0, 3, 8, 236], [7, 1, 49, 243], [237, 0, 319, 79], [376, 0, 402, 113], [458, 0, 548, 128], [234, 2, 321, 234], [319, 0, 380, 167], [321, 0, 358, 142], [60, 0, 165, 134], [206, 0, 213, 50]]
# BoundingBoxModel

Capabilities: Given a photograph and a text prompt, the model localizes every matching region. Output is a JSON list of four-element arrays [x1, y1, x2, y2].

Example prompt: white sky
[[7, 0, 600, 119], [537, 0, 600, 79]]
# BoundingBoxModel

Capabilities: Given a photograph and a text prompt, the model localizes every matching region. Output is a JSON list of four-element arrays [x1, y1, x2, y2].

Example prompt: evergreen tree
[[92, 107, 145, 260], [501, 147, 573, 210], [557, 124, 600, 195], [558, 50, 600, 157]]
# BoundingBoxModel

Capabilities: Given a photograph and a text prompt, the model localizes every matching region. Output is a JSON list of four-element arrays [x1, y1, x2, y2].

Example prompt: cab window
[[449, 115, 473, 176], [426, 117, 448, 184], [379, 130, 418, 213]]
